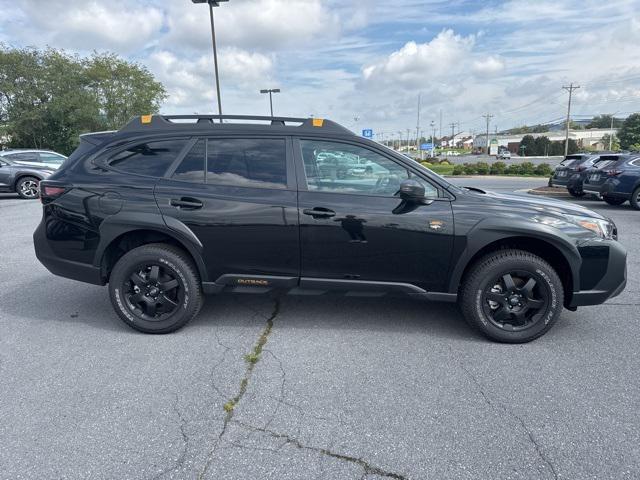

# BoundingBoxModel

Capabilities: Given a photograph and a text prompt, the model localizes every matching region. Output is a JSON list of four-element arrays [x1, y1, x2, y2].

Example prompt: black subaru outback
[[34, 115, 627, 343]]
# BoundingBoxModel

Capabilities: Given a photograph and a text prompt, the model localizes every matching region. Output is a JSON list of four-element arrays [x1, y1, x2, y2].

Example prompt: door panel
[[295, 138, 454, 292], [155, 136, 299, 282]]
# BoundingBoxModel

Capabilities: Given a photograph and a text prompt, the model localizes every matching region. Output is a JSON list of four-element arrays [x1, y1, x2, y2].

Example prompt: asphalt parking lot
[[0, 180, 638, 480]]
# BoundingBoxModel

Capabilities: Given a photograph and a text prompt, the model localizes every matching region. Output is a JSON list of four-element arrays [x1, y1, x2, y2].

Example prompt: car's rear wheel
[[460, 249, 564, 343], [603, 196, 626, 206], [630, 186, 640, 210], [16, 176, 40, 199], [109, 243, 203, 333], [568, 188, 585, 197]]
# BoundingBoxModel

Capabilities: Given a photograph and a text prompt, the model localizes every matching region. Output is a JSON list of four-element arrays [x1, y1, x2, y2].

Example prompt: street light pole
[[191, 0, 229, 121], [260, 88, 280, 117]]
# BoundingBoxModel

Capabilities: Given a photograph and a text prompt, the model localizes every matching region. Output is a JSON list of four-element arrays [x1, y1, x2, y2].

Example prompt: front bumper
[[569, 239, 627, 307]]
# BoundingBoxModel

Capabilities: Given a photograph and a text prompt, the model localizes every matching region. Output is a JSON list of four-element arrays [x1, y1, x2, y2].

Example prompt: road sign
[[362, 129, 373, 138], [420, 143, 433, 150]]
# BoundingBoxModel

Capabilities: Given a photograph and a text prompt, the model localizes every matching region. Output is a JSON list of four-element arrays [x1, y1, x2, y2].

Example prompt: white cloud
[[163, 0, 340, 53], [472, 56, 505, 76]]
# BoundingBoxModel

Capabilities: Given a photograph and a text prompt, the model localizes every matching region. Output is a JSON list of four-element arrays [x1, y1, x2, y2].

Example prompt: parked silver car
[[0, 149, 67, 170], [0, 156, 58, 199]]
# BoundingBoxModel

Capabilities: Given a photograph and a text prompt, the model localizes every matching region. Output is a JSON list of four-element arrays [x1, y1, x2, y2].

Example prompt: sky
[[1, 0, 640, 138]]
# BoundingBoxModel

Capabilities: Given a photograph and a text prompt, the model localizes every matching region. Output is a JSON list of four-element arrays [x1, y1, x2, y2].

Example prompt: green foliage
[[475, 162, 490, 175], [549, 141, 565, 156], [534, 163, 553, 176], [507, 164, 523, 175], [490, 161, 506, 175], [520, 162, 535, 175], [618, 113, 640, 150], [534, 136, 551, 156], [452, 165, 465, 175], [0, 46, 167, 154], [463, 163, 478, 175], [587, 114, 623, 129], [600, 134, 620, 151], [519, 135, 536, 156]]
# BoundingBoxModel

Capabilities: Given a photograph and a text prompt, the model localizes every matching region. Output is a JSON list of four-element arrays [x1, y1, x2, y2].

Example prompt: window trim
[[293, 137, 444, 199]]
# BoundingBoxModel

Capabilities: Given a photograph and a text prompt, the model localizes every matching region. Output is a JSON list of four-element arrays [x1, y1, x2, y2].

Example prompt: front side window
[[207, 138, 287, 189], [109, 139, 188, 177], [39, 153, 66, 166], [300, 140, 437, 197]]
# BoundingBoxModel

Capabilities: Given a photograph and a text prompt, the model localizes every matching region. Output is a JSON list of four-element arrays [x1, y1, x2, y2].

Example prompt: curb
[[522, 188, 572, 198]]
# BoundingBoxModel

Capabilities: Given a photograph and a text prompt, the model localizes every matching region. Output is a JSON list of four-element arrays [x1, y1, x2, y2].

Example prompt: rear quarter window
[[108, 139, 188, 177]]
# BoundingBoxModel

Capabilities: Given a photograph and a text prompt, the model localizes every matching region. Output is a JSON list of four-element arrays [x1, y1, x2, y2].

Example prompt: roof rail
[[119, 114, 354, 135]]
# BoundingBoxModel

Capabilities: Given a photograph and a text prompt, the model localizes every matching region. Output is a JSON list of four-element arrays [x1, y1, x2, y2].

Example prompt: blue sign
[[362, 129, 373, 138], [420, 143, 434, 150]]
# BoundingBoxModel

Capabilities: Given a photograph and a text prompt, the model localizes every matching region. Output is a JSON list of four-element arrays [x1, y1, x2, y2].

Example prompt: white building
[[473, 128, 617, 152]]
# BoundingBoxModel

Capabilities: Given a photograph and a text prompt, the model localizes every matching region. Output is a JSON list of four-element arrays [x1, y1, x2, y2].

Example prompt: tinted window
[[173, 140, 205, 183], [207, 138, 287, 189], [300, 140, 437, 197], [39, 153, 66, 165], [109, 140, 187, 177], [6, 152, 39, 162]]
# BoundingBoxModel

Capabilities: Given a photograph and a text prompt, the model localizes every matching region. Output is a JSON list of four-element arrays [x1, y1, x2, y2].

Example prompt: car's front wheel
[[568, 188, 585, 197], [460, 249, 564, 343], [603, 196, 626, 206], [108, 243, 203, 333], [16, 176, 40, 199]]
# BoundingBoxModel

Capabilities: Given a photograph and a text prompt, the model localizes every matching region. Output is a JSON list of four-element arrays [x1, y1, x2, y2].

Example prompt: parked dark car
[[0, 156, 57, 199], [582, 154, 640, 208], [34, 115, 627, 343], [550, 154, 599, 196]]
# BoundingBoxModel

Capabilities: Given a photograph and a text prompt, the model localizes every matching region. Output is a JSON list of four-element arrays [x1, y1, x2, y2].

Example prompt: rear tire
[[630, 187, 640, 210], [460, 249, 564, 343], [603, 196, 626, 206], [16, 176, 40, 199], [109, 243, 203, 333]]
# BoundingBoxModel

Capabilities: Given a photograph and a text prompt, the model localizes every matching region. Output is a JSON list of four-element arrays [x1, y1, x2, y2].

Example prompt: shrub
[[490, 161, 507, 175], [421, 161, 433, 167], [438, 159, 451, 165], [452, 165, 465, 175], [475, 162, 490, 175], [507, 164, 523, 175], [463, 163, 478, 175], [520, 162, 535, 175], [534, 163, 553, 176]]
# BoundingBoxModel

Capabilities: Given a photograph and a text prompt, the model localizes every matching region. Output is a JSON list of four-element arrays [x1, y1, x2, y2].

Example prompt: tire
[[603, 196, 626, 206], [108, 243, 203, 334], [630, 186, 640, 210], [460, 249, 564, 343], [16, 176, 40, 199], [568, 188, 585, 198]]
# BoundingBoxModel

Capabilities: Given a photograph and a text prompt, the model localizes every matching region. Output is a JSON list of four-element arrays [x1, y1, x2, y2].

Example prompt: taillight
[[40, 183, 68, 204], [605, 169, 623, 177], [576, 166, 586, 172]]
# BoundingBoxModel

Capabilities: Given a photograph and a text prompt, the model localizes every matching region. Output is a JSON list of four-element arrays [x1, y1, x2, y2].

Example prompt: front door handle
[[303, 207, 336, 218], [170, 197, 203, 210]]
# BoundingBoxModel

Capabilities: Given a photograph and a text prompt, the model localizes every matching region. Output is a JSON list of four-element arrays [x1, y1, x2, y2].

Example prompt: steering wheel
[[371, 175, 399, 194]]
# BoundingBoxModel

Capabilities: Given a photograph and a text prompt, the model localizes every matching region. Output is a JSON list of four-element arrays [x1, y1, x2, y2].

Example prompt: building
[[473, 128, 617, 154]]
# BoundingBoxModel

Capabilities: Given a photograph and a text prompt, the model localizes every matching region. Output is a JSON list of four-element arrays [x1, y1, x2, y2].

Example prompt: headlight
[[533, 214, 616, 239]]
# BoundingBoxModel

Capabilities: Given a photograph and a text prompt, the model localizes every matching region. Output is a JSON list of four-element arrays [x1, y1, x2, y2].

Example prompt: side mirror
[[399, 178, 425, 200]]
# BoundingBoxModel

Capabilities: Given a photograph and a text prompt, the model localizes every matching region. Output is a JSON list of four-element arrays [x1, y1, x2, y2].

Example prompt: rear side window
[[172, 140, 205, 183], [207, 138, 287, 189], [5, 152, 39, 162], [109, 139, 187, 177]]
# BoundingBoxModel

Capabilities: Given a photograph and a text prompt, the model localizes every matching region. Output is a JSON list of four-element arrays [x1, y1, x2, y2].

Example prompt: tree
[[618, 113, 640, 150], [534, 136, 551, 156], [0, 46, 166, 154], [519, 135, 537, 156], [600, 134, 620, 151], [587, 114, 623, 129]]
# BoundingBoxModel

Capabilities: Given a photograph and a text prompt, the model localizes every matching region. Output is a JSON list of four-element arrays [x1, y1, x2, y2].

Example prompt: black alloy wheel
[[124, 263, 182, 321], [482, 270, 548, 331]]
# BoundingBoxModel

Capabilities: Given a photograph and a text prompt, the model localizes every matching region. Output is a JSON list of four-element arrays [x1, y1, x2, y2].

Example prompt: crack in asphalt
[[151, 394, 189, 480], [231, 420, 409, 480], [197, 298, 280, 480], [450, 346, 559, 480]]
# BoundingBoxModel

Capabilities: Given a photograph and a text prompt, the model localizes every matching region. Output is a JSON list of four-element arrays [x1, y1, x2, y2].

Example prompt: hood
[[461, 188, 605, 219]]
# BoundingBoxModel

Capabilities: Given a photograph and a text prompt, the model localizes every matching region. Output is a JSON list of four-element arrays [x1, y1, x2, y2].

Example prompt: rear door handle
[[170, 197, 203, 210], [303, 207, 336, 218]]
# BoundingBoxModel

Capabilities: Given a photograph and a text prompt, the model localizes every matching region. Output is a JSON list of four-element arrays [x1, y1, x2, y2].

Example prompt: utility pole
[[416, 94, 421, 158], [439, 109, 443, 142], [430, 120, 436, 158], [449, 122, 459, 148], [562, 83, 580, 156], [406, 129, 411, 153], [482, 114, 493, 155]]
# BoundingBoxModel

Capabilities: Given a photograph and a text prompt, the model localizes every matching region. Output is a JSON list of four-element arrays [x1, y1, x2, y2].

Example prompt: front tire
[[568, 188, 585, 198], [109, 243, 203, 333], [460, 249, 564, 343], [603, 196, 626, 206], [16, 176, 40, 199], [630, 186, 640, 210]]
